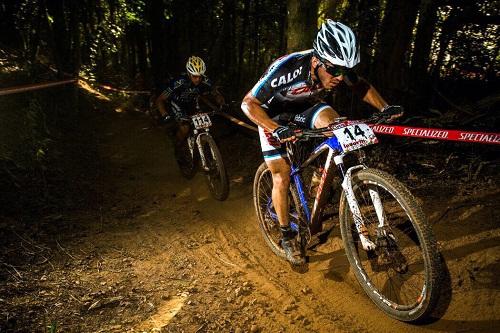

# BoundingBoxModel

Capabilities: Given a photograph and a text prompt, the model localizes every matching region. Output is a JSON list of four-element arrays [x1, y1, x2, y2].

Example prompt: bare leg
[[313, 106, 339, 128], [176, 123, 190, 146], [266, 158, 291, 227]]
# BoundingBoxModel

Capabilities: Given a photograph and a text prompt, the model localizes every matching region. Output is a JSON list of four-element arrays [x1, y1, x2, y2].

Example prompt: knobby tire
[[339, 168, 441, 322], [200, 134, 229, 201]]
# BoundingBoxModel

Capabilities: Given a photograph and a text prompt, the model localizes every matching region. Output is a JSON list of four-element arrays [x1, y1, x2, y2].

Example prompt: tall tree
[[373, 0, 420, 99], [148, 0, 167, 87], [286, 0, 320, 52], [410, 0, 440, 108]]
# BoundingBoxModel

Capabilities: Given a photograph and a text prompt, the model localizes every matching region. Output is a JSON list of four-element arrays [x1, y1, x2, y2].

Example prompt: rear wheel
[[199, 134, 229, 201], [253, 162, 304, 259], [175, 136, 197, 179], [339, 168, 441, 322]]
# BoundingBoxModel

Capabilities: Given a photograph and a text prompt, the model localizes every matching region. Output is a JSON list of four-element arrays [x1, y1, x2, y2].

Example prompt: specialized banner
[[370, 124, 500, 145]]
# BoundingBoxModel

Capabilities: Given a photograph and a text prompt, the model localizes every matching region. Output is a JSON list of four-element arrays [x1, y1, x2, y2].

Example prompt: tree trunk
[[149, 0, 166, 87], [45, 0, 71, 75], [410, 0, 439, 110], [237, 0, 251, 86], [252, 0, 261, 76], [278, 1, 287, 54], [356, 0, 381, 78], [373, 0, 420, 99], [412, 0, 439, 79], [286, 0, 319, 53]]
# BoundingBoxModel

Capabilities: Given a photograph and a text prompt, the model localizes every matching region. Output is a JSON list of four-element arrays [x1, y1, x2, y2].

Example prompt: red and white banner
[[1, 77, 497, 146], [0, 78, 77, 96], [371, 124, 500, 145]]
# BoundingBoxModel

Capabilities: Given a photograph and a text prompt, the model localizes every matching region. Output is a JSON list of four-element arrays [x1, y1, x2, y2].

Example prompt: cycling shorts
[[259, 102, 332, 161]]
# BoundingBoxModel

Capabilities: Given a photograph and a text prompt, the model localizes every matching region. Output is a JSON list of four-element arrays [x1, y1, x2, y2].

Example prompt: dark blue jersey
[[161, 73, 212, 105], [250, 49, 360, 111]]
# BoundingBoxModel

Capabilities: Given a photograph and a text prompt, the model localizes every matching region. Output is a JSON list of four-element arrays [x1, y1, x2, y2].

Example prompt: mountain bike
[[175, 109, 229, 201], [253, 114, 442, 322]]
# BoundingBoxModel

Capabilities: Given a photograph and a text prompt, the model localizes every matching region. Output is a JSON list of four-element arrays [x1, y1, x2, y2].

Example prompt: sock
[[280, 226, 296, 240]]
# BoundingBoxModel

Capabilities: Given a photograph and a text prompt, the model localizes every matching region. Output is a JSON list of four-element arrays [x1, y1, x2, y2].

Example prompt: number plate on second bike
[[191, 113, 212, 129], [333, 122, 378, 152]]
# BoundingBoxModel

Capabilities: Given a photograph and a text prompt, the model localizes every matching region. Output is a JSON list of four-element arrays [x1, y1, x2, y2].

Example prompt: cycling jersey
[[161, 73, 212, 106], [250, 49, 362, 161], [250, 49, 360, 113]]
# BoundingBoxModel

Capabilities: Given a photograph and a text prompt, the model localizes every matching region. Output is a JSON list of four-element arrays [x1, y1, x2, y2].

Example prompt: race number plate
[[333, 123, 378, 152], [192, 113, 212, 129]]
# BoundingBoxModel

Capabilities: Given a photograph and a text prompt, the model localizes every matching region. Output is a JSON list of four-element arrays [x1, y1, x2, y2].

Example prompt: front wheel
[[199, 134, 229, 201], [339, 168, 441, 322]]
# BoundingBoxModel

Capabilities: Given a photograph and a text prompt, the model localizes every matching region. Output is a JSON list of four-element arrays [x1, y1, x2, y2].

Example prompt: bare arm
[[362, 84, 388, 111], [241, 92, 280, 132], [156, 94, 169, 117], [361, 82, 403, 120]]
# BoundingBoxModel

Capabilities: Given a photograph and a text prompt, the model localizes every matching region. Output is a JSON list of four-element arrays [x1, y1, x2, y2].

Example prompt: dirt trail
[[2, 109, 499, 332]]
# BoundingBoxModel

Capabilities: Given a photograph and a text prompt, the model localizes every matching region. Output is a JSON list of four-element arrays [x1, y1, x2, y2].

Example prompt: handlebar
[[177, 109, 222, 123], [290, 112, 399, 141]]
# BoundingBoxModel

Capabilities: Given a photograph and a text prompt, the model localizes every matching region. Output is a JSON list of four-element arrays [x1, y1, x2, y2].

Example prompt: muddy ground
[[1, 105, 499, 333]]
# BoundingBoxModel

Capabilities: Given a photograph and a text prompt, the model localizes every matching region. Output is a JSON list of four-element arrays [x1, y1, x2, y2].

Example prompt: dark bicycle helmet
[[313, 20, 360, 68]]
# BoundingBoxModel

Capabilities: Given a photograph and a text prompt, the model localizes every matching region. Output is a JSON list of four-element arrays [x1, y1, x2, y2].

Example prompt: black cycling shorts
[[259, 102, 333, 161]]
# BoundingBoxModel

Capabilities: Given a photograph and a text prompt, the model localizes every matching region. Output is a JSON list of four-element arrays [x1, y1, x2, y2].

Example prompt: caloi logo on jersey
[[271, 66, 303, 88]]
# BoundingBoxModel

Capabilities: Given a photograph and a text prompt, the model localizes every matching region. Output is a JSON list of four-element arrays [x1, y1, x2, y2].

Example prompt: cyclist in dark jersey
[[156, 56, 224, 152], [241, 20, 402, 265]]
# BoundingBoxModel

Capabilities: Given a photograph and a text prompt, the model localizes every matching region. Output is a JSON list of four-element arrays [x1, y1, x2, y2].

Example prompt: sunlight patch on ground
[[440, 228, 500, 252], [138, 210, 156, 218], [177, 188, 192, 198], [196, 194, 209, 202], [136, 294, 187, 331], [77, 80, 111, 101]]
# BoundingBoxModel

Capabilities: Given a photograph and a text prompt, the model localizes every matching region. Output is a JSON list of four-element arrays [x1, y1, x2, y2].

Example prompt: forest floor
[[1, 97, 499, 333]]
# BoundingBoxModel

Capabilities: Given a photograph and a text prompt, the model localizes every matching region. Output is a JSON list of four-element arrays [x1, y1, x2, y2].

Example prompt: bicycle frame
[[287, 134, 378, 250]]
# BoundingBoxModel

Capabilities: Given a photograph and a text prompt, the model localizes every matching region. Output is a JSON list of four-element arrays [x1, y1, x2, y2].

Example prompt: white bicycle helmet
[[186, 56, 206, 76], [313, 20, 360, 68]]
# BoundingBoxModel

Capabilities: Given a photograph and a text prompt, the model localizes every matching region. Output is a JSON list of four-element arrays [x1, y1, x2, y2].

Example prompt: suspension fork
[[336, 155, 377, 251], [195, 130, 211, 172]]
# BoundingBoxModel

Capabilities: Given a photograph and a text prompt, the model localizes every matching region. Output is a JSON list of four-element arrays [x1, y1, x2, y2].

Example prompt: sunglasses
[[320, 61, 350, 77]]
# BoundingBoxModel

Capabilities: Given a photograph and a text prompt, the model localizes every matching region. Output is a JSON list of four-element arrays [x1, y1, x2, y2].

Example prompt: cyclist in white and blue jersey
[[241, 20, 403, 265]]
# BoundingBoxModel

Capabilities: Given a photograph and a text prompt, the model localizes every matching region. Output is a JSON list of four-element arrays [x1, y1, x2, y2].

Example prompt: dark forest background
[[0, 0, 499, 216], [1, 0, 498, 107]]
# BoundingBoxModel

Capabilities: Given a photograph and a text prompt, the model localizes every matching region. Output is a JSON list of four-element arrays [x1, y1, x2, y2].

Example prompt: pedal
[[307, 223, 335, 250]]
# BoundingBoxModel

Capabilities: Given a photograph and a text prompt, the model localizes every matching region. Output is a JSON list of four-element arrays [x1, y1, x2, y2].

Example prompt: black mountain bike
[[175, 109, 229, 201]]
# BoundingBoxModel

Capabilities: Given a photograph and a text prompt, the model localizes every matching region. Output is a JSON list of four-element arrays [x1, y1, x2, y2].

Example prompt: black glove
[[371, 105, 404, 124], [381, 105, 404, 117], [272, 126, 296, 142]]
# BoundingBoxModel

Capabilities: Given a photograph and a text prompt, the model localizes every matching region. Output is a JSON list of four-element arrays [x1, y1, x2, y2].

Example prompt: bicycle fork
[[334, 154, 379, 251], [195, 131, 212, 172]]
